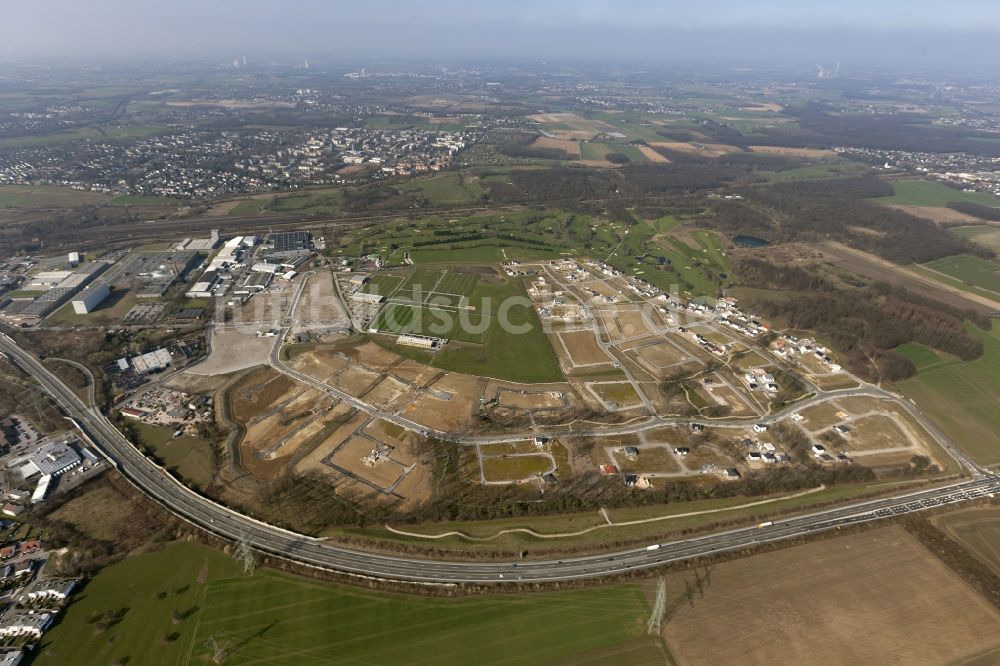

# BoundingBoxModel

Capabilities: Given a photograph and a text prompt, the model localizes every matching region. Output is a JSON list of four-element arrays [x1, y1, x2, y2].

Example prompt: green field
[[0, 184, 109, 208], [37, 541, 661, 666], [373, 268, 562, 382], [131, 421, 216, 489], [896, 323, 1000, 465], [579, 142, 647, 162], [109, 194, 183, 207], [919, 254, 1000, 297], [875, 180, 1000, 207]]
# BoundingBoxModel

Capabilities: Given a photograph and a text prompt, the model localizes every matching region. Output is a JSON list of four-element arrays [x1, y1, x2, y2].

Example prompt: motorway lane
[[3, 332, 997, 584]]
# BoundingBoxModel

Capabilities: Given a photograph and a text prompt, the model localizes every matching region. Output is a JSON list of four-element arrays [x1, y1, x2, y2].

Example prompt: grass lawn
[[875, 180, 1000, 207], [895, 323, 1000, 465], [919, 254, 1000, 298], [132, 421, 216, 490], [481, 454, 553, 481], [44, 288, 139, 327], [109, 194, 183, 207], [952, 225, 1000, 252], [0, 184, 109, 208], [37, 540, 660, 665]]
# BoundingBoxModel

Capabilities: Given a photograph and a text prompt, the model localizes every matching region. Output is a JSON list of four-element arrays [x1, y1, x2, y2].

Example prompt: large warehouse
[[71, 283, 111, 314]]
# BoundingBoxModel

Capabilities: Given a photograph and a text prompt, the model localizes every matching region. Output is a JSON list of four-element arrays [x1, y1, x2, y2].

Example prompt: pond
[[733, 235, 771, 248]]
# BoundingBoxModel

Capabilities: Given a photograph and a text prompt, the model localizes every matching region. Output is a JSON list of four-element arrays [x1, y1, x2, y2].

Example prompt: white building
[[71, 283, 110, 314], [67, 252, 80, 267], [0, 612, 52, 639]]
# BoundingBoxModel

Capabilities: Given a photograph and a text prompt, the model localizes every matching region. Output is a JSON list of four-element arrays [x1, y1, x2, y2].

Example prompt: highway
[[3, 331, 997, 584]]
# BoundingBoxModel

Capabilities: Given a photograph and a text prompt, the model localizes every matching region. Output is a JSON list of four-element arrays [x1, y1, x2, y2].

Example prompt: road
[[1, 331, 998, 584]]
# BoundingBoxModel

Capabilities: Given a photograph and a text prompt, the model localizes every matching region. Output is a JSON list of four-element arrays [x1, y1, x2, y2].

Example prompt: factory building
[[71, 283, 111, 314]]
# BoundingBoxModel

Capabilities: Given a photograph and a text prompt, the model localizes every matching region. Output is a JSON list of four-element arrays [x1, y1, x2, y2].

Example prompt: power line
[[647, 575, 666, 635]]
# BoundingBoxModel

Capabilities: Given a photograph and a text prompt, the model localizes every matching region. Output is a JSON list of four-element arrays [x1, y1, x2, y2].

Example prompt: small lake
[[734, 235, 771, 248]]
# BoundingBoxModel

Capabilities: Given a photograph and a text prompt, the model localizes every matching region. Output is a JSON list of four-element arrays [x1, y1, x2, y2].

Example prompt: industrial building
[[264, 230, 312, 258], [13, 438, 82, 479], [71, 283, 111, 314], [130, 347, 173, 374], [396, 334, 442, 349], [67, 251, 80, 267], [185, 270, 221, 299]]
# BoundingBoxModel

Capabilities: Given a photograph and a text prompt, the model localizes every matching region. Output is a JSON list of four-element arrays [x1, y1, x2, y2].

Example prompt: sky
[[4, 1, 1000, 68]]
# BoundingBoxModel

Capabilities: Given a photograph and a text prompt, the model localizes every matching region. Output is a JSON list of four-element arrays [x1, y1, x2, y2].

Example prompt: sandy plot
[[329, 435, 407, 489], [579, 279, 621, 298], [530, 136, 581, 158], [390, 358, 441, 386], [229, 368, 298, 424], [361, 375, 413, 411], [616, 308, 652, 338], [650, 141, 738, 158], [286, 348, 350, 382], [404, 373, 481, 431], [703, 384, 757, 416], [328, 364, 382, 396], [839, 414, 912, 452], [259, 412, 335, 461], [295, 412, 368, 475], [242, 390, 332, 457], [888, 205, 982, 225], [637, 145, 670, 163], [496, 388, 567, 409], [589, 381, 643, 408], [189, 328, 275, 376], [340, 341, 401, 373], [797, 401, 846, 431], [635, 341, 691, 368], [295, 270, 348, 326], [748, 145, 834, 158], [662, 527, 1000, 666], [833, 395, 886, 415], [558, 330, 612, 366]]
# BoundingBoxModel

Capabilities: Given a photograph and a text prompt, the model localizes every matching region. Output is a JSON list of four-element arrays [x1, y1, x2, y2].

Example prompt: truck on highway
[[757, 521, 774, 528], [645, 544, 661, 551]]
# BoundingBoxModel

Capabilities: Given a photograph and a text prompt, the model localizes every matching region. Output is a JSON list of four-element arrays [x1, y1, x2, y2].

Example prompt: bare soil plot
[[361, 375, 413, 411], [390, 358, 440, 386], [328, 364, 382, 396], [797, 401, 846, 431], [294, 270, 348, 326], [496, 388, 567, 410], [747, 145, 835, 158], [340, 340, 402, 373], [558, 329, 612, 366], [703, 384, 757, 416], [839, 414, 911, 451], [189, 328, 274, 376], [661, 527, 1000, 666], [481, 454, 553, 482], [631, 339, 692, 368], [589, 381, 643, 408], [679, 444, 733, 472], [649, 141, 738, 158], [228, 368, 298, 423], [529, 136, 581, 158], [286, 347, 350, 382], [637, 145, 670, 163], [403, 372, 481, 431], [329, 435, 408, 489], [932, 507, 1000, 576], [295, 411, 369, 476]]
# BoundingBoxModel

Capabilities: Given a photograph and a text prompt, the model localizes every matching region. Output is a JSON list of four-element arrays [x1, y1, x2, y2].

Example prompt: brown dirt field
[[889, 205, 982, 225], [840, 414, 911, 451], [295, 270, 348, 326], [680, 445, 733, 471], [662, 527, 1000, 666], [590, 381, 642, 407], [286, 348, 351, 381], [404, 375, 479, 432], [361, 375, 413, 410], [390, 358, 440, 386], [328, 364, 381, 396], [739, 102, 784, 112], [637, 145, 670, 163], [163, 372, 232, 395], [329, 435, 408, 489], [704, 385, 757, 416], [798, 401, 846, 431], [229, 368, 298, 423], [748, 145, 835, 158], [932, 507, 1000, 576], [295, 411, 368, 476], [559, 330, 612, 366], [206, 200, 241, 216], [191, 328, 275, 376], [530, 136, 581, 158], [342, 340, 402, 373], [616, 309, 652, 338], [812, 241, 1000, 314], [649, 141, 738, 158], [497, 388, 566, 409], [336, 164, 367, 176], [240, 388, 333, 454]]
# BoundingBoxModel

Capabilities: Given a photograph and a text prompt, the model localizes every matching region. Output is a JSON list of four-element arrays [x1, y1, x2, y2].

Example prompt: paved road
[[3, 332, 996, 584]]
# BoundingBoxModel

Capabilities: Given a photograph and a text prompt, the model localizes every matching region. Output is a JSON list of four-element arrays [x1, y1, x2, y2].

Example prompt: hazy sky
[[4, 1, 1000, 67]]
